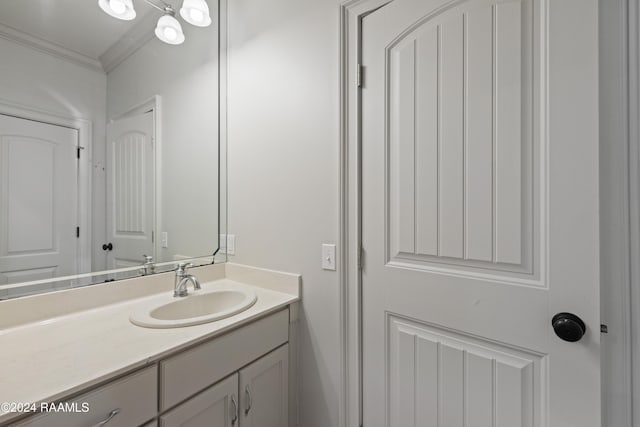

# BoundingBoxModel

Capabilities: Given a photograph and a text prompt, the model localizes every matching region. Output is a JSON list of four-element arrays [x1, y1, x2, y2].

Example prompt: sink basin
[[130, 288, 257, 328]]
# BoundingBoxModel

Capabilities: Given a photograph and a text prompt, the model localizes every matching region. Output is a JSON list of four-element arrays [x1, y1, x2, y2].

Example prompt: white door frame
[[0, 99, 93, 276], [600, 1, 635, 426], [338, 2, 393, 426], [629, 0, 640, 425], [338, 1, 637, 426], [109, 95, 161, 263]]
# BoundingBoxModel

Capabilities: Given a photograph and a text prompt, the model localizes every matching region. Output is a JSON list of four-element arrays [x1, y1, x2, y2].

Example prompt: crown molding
[[100, 10, 157, 74], [0, 22, 104, 73]]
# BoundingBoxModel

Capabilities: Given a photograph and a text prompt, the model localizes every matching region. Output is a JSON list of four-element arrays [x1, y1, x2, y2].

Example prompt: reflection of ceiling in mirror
[[0, 0, 154, 67]]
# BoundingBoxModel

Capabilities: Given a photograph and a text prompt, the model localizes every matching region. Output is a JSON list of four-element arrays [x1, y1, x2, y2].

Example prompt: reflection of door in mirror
[[106, 111, 154, 270], [0, 114, 79, 288]]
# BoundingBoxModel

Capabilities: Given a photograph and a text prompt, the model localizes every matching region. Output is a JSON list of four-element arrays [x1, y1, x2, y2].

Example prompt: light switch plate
[[226, 235, 236, 255], [220, 234, 236, 255], [322, 244, 336, 271]]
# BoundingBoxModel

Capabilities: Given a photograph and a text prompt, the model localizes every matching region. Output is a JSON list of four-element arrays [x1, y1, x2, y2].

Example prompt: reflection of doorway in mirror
[[106, 110, 155, 270], [0, 114, 79, 290]]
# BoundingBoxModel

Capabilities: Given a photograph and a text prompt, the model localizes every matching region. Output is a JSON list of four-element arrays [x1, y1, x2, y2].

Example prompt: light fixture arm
[[141, 0, 172, 13]]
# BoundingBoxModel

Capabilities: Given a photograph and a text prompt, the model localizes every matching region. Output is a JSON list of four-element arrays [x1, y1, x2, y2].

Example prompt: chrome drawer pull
[[244, 385, 252, 415], [231, 395, 238, 425], [93, 408, 120, 427]]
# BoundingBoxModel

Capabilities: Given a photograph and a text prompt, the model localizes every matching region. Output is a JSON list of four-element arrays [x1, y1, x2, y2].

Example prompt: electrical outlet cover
[[226, 235, 236, 255]]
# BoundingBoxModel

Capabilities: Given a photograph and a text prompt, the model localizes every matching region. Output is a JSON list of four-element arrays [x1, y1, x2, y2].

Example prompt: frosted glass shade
[[179, 0, 212, 27], [98, 0, 136, 21], [155, 14, 185, 45]]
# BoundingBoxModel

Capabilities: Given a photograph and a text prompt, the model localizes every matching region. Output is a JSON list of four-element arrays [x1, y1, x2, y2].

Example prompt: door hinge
[[357, 64, 364, 88], [76, 227, 80, 238], [151, 231, 154, 243], [77, 147, 81, 159], [357, 246, 365, 270]]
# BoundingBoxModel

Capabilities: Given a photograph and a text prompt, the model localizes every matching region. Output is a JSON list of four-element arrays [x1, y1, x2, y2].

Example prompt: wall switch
[[161, 232, 168, 248], [322, 244, 336, 271]]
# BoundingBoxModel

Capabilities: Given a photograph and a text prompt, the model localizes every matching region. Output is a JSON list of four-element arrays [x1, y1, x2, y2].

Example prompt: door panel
[[389, 315, 541, 427], [0, 114, 78, 292], [361, 0, 600, 425], [387, 0, 532, 276], [106, 111, 154, 270]]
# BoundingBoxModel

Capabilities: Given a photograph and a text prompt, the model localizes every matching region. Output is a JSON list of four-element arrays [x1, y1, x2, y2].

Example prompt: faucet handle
[[176, 262, 193, 272]]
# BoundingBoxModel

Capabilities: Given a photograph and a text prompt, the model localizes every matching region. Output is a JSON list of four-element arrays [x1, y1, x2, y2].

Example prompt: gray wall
[[227, 0, 341, 426]]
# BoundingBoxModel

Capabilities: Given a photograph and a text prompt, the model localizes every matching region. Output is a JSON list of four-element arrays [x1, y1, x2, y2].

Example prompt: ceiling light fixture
[[98, 0, 136, 20], [180, 0, 211, 27], [98, 0, 212, 45], [155, 8, 185, 45]]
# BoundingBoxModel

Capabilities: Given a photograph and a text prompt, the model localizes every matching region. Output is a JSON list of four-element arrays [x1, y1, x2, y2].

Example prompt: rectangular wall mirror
[[0, 0, 226, 299]]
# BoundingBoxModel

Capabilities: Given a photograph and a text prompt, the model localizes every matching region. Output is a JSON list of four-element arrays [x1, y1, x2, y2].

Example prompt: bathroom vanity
[[0, 264, 300, 427]]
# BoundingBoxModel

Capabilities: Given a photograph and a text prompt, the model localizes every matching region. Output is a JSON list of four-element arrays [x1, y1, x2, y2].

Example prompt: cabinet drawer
[[160, 309, 289, 411], [15, 366, 157, 427]]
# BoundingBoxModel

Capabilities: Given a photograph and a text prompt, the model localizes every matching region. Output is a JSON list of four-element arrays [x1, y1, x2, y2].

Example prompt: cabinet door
[[160, 374, 238, 427], [239, 344, 288, 427]]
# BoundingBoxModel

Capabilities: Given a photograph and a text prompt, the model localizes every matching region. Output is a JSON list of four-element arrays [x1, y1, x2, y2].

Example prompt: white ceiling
[[0, 0, 155, 60]]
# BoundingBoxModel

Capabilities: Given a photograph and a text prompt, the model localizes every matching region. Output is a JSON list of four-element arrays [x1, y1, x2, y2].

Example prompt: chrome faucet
[[174, 262, 201, 297], [139, 254, 155, 276]]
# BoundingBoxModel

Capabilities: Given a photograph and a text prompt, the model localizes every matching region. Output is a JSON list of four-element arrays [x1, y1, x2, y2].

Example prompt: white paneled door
[[106, 111, 155, 270], [0, 114, 78, 288], [361, 0, 600, 425]]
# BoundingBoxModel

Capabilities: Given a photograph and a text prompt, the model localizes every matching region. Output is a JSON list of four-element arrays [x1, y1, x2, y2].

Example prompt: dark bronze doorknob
[[552, 313, 586, 342], [102, 243, 113, 251]]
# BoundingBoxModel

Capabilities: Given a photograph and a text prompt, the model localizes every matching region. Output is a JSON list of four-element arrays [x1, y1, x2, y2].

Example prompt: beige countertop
[[0, 263, 300, 425]]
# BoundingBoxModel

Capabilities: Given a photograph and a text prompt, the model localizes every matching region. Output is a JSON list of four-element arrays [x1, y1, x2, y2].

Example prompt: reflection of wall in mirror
[[107, 1, 219, 263], [0, 37, 108, 274]]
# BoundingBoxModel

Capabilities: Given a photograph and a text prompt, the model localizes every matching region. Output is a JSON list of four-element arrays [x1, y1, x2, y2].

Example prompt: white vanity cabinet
[[160, 344, 289, 427], [8, 309, 291, 427], [160, 374, 239, 427], [157, 308, 289, 427], [158, 309, 288, 411], [239, 344, 289, 427]]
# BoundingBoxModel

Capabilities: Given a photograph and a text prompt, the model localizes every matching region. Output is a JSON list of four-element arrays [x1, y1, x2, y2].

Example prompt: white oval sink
[[130, 288, 257, 328]]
